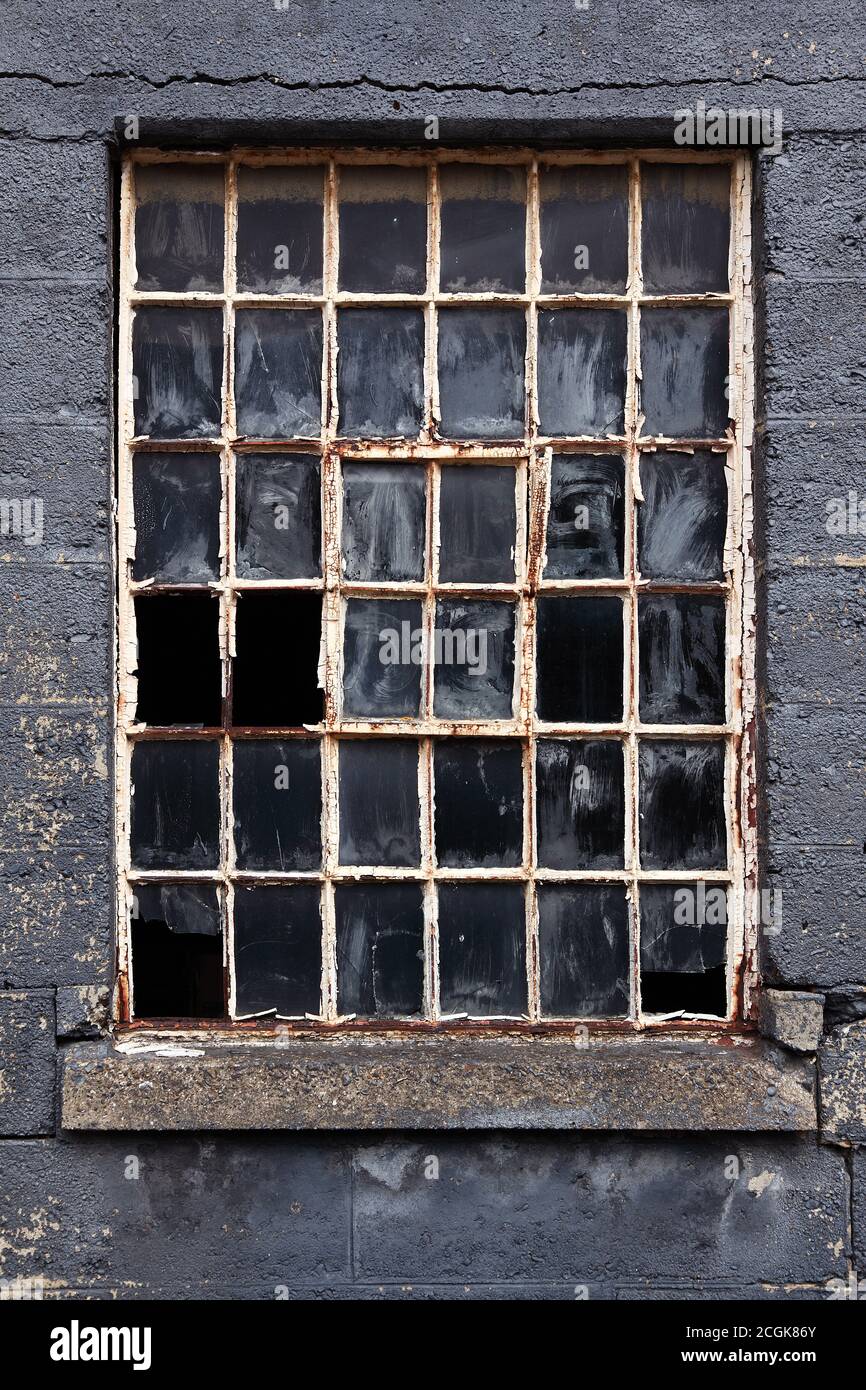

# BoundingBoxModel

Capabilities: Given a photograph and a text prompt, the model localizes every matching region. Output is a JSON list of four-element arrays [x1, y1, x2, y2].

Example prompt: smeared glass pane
[[439, 163, 525, 292], [437, 308, 526, 440], [433, 739, 523, 867], [338, 739, 420, 867], [337, 309, 424, 438], [236, 165, 324, 294], [135, 163, 224, 292], [233, 884, 321, 1017], [544, 454, 624, 579], [134, 593, 222, 727], [342, 463, 426, 582], [131, 883, 223, 1019], [640, 308, 729, 438], [539, 164, 629, 293], [233, 739, 322, 871], [640, 881, 727, 1016], [641, 163, 730, 294], [438, 884, 527, 1016], [638, 452, 727, 581], [538, 884, 629, 1017], [438, 464, 517, 583], [638, 596, 726, 724], [335, 883, 424, 1017], [343, 598, 423, 718], [338, 165, 427, 294], [536, 596, 624, 723], [132, 452, 221, 583], [536, 738, 625, 869], [130, 739, 220, 869], [433, 599, 515, 720], [235, 453, 321, 580], [639, 740, 726, 869], [537, 309, 627, 437], [232, 592, 323, 727], [132, 307, 223, 439], [235, 309, 323, 440]]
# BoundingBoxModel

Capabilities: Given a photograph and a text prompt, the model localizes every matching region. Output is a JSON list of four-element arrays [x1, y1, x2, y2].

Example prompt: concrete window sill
[[61, 1033, 817, 1132]]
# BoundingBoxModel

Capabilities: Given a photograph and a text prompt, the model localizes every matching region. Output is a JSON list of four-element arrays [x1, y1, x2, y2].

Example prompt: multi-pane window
[[117, 150, 755, 1028]]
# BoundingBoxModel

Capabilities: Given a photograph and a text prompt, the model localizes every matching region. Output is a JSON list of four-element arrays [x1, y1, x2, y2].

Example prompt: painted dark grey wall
[[1, 0, 864, 1298]]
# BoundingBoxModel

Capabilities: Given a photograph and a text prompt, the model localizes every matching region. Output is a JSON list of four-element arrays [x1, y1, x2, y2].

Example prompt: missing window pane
[[132, 307, 223, 440], [537, 309, 627, 437], [236, 165, 324, 294], [338, 739, 421, 867], [639, 740, 726, 870], [439, 163, 525, 293], [433, 739, 523, 868], [640, 882, 727, 1016], [544, 454, 625, 579], [438, 883, 527, 1016], [538, 883, 629, 1017], [638, 595, 726, 725], [233, 739, 322, 871], [135, 163, 225, 293], [536, 738, 625, 869], [536, 596, 624, 723], [437, 308, 526, 440], [341, 463, 426, 582], [641, 163, 730, 295], [343, 598, 423, 718], [130, 882, 224, 1019], [231, 591, 323, 727], [235, 453, 322, 580], [337, 309, 424, 438], [132, 452, 221, 584], [539, 164, 629, 294], [335, 882, 425, 1017], [338, 166, 427, 294], [235, 309, 323, 440], [134, 593, 222, 727], [637, 452, 727, 581], [640, 308, 729, 439], [233, 884, 322, 1017], [438, 465, 517, 584], [433, 599, 516, 720], [130, 739, 220, 869]]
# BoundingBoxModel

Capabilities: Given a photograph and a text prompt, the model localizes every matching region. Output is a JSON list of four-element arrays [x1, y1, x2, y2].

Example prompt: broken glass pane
[[131, 882, 223, 1018], [537, 883, 629, 1017], [337, 309, 424, 438], [236, 164, 324, 294], [536, 738, 625, 869], [637, 452, 727, 581], [641, 163, 730, 295], [132, 307, 223, 439], [439, 163, 525, 292], [539, 163, 629, 293], [233, 738, 322, 871], [338, 739, 420, 867], [536, 596, 624, 723], [433, 739, 523, 867], [132, 452, 221, 583], [338, 165, 427, 294], [134, 593, 222, 727], [438, 883, 527, 1016], [232, 591, 323, 727], [437, 308, 526, 440], [341, 463, 426, 582], [130, 739, 220, 869], [135, 163, 224, 293], [433, 599, 516, 720], [235, 453, 321, 580], [638, 595, 726, 725], [343, 598, 423, 718], [639, 740, 726, 869], [233, 884, 321, 1017], [544, 454, 624, 579], [537, 309, 627, 437], [438, 465, 517, 584], [640, 881, 727, 1016], [235, 309, 323, 440], [640, 308, 729, 438], [335, 882, 425, 1017]]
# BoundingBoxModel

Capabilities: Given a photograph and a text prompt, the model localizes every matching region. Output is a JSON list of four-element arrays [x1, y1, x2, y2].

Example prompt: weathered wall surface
[[0, 0, 864, 1298]]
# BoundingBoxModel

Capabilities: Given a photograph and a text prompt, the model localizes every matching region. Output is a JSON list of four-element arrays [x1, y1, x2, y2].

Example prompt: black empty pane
[[640, 309, 729, 438], [433, 739, 523, 867], [536, 739, 625, 869], [130, 739, 220, 869], [343, 598, 423, 718], [438, 884, 527, 1016], [338, 739, 420, 867], [639, 740, 726, 869], [132, 453, 221, 583], [135, 593, 221, 726], [233, 885, 321, 1017], [641, 163, 730, 294], [438, 465, 516, 583], [232, 592, 323, 727], [135, 163, 224, 293], [132, 308, 223, 439], [437, 309, 526, 440], [337, 309, 424, 437], [638, 452, 727, 581], [537, 309, 627, 437], [538, 884, 629, 1017], [539, 164, 629, 293], [433, 599, 515, 720], [237, 165, 324, 294], [335, 883, 424, 1017], [341, 464, 426, 582], [439, 163, 525, 293], [338, 166, 427, 294], [235, 309, 323, 439], [545, 455, 624, 579], [536, 597, 623, 723], [640, 881, 727, 1016], [131, 883, 223, 1019], [233, 739, 322, 871], [235, 453, 321, 580], [639, 596, 726, 724]]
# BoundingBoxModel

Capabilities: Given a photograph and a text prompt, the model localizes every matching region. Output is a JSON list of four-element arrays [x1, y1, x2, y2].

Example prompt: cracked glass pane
[[438, 883, 527, 1016], [538, 884, 629, 1017], [337, 308, 425, 438], [236, 164, 324, 294], [338, 739, 421, 867], [341, 463, 426, 583], [537, 308, 627, 437], [536, 738, 625, 869], [132, 307, 223, 440], [544, 454, 624, 579], [439, 163, 525, 292], [335, 883, 425, 1018], [132, 452, 221, 583], [338, 165, 427, 294], [135, 163, 225, 293], [233, 738, 322, 871], [539, 163, 629, 293], [233, 884, 322, 1018], [235, 453, 321, 580], [640, 881, 728, 1016], [130, 883, 224, 1019], [235, 308, 323, 439], [638, 595, 726, 725], [433, 739, 523, 868]]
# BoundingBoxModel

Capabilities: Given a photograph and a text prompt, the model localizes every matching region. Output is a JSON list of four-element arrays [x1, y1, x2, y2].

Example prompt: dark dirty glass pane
[[235, 453, 321, 580], [132, 453, 221, 583], [536, 738, 625, 869], [233, 739, 322, 871], [236, 165, 324, 294], [341, 464, 426, 583], [132, 307, 223, 440], [135, 163, 224, 293], [538, 884, 629, 1018], [640, 308, 729, 439], [232, 591, 323, 727], [233, 884, 322, 1018], [539, 164, 629, 293], [337, 309, 424, 438], [343, 598, 423, 718], [640, 881, 727, 1016], [438, 465, 517, 584], [433, 599, 516, 720], [437, 308, 526, 440], [335, 883, 425, 1018], [439, 163, 526, 292], [638, 595, 726, 725], [134, 593, 222, 727], [235, 309, 323, 440], [537, 309, 627, 437], [438, 884, 527, 1017], [130, 883, 223, 1019], [338, 165, 427, 294], [638, 452, 727, 581], [130, 739, 220, 869], [433, 739, 523, 868], [641, 163, 730, 295], [544, 454, 624, 579], [338, 739, 420, 867], [536, 596, 624, 724], [639, 739, 726, 870]]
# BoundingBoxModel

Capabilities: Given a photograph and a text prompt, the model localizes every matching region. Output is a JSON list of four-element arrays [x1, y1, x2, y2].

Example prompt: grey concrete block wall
[[0, 0, 864, 1298]]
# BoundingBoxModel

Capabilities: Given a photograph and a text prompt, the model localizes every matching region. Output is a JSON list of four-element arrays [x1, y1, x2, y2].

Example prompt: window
[[117, 149, 755, 1029]]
